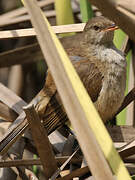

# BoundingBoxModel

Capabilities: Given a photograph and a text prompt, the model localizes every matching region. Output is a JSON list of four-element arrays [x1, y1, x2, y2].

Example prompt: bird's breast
[[95, 47, 127, 122]]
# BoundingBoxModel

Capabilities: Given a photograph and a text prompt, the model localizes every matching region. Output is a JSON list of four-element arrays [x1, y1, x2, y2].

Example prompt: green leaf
[[114, 30, 131, 125], [80, 0, 93, 22], [55, 0, 75, 37]]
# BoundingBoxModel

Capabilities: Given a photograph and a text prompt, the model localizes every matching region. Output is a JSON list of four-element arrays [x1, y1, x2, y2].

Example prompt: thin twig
[[51, 147, 79, 180], [116, 87, 135, 115], [0, 156, 82, 168], [0, 24, 85, 39]]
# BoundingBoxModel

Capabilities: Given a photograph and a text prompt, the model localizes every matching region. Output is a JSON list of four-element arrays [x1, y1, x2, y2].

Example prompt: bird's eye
[[93, 25, 100, 31]]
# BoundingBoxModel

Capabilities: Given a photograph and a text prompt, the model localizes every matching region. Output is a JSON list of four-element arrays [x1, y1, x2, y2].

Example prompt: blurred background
[[0, 0, 134, 178]]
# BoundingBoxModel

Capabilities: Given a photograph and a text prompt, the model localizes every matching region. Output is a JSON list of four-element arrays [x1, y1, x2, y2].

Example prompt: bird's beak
[[102, 24, 119, 32]]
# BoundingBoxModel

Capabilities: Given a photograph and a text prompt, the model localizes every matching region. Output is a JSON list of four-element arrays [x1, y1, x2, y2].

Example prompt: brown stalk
[[0, 157, 82, 168], [0, 83, 27, 114], [116, 87, 135, 116], [23, 104, 58, 179], [0, 0, 54, 21], [0, 43, 41, 68], [8, 65, 23, 96], [0, 101, 18, 122], [119, 140, 135, 159], [0, 24, 85, 39], [0, 10, 56, 27], [107, 125, 135, 142], [118, 0, 135, 14]]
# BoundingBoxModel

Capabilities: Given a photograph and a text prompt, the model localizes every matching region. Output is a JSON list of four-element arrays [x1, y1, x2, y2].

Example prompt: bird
[[0, 16, 127, 153], [34, 16, 126, 133]]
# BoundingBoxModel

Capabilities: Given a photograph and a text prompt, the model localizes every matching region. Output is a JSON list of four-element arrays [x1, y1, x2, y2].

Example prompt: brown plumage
[[34, 16, 126, 134]]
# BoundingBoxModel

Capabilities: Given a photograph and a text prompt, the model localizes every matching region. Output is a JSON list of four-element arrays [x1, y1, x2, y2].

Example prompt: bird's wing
[[33, 71, 67, 134], [38, 55, 104, 134], [64, 45, 104, 102], [70, 55, 104, 102]]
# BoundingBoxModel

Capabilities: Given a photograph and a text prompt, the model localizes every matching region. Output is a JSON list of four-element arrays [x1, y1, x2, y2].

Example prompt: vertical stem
[[80, 0, 93, 22], [114, 29, 131, 125], [131, 43, 135, 126], [55, 0, 75, 37]]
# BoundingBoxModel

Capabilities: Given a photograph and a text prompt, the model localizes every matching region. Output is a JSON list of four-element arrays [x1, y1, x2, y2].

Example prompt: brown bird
[[34, 16, 126, 134], [0, 16, 127, 153]]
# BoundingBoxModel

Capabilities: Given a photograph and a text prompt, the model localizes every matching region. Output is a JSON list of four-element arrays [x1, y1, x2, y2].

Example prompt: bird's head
[[83, 16, 118, 45]]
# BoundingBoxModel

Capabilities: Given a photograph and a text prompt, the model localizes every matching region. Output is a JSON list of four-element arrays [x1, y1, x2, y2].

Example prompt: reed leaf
[[114, 30, 131, 125], [55, 0, 75, 37], [80, 0, 93, 22]]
